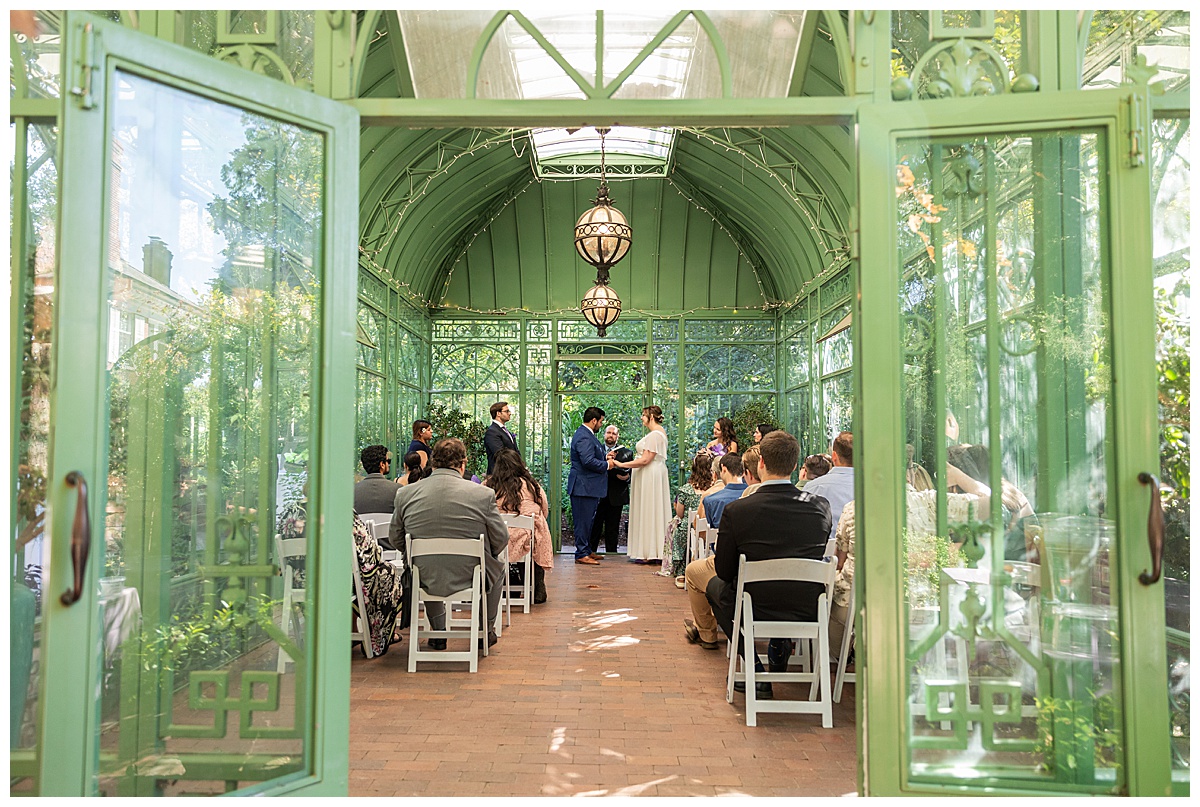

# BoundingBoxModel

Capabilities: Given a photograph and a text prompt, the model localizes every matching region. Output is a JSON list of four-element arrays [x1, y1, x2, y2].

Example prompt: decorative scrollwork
[[894, 38, 1039, 102], [944, 151, 985, 200], [214, 45, 297, 87]]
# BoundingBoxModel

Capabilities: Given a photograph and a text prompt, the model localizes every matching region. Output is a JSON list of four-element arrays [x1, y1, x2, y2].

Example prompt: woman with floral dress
[[351, 511, 404, 657], [657, 451, 717, 586]]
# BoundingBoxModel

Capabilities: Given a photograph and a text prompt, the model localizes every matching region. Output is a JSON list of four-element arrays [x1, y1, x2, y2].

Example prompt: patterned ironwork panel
[[684, 343, 774, 391], [430, 344, 520, 390], [432, 319, 520, 342], [819, 270, 852, 313], [526, 319, 552, 341], [358, 271, 388, 313], [181, 10, 316, 90], [684, 319, 775, 342], [896, 127, 1123, 791], [557, 318, 648, 342], [652, 319, 679, 342]]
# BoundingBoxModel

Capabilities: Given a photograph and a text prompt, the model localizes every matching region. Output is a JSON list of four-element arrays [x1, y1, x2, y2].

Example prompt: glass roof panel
[[396, 10, 807, 100], [531, 126, 675, 178]]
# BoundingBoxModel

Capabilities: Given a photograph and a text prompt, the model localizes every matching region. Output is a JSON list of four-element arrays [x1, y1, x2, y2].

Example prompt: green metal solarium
[[9, 8, 1191, 797]]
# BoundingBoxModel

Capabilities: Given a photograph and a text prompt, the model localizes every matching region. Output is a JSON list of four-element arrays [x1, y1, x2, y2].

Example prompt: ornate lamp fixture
[[575, 128, 631, 336]]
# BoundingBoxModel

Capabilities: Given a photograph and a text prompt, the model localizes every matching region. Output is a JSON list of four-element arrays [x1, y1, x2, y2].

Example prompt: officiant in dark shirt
[[593, 424, 633, 555]]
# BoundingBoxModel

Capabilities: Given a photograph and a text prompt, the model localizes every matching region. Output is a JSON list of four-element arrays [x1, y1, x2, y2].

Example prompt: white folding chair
[[501, 513, 535, 615], [833, 573, 856, 703], [359, 514, 403, 569], [274, 533, 306, 673], [695, 517, 717, 561], [683, 508, 699, 566], [726, 553, 837, 728], [405, 533, 489, 673], [785, 539, 838, 673], [350, 543, 374, 660], [359, 512, 392, 543]]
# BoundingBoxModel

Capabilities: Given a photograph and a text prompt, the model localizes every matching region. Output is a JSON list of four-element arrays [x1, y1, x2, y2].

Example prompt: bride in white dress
[[611, 405, 671, 563]]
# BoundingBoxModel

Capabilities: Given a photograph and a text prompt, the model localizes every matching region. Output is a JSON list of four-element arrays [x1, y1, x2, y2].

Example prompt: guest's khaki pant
[[684, 556, 720, 643]]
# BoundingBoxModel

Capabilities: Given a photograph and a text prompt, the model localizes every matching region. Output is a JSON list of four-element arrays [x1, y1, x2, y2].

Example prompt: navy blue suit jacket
[[568, 424, 609, 499]]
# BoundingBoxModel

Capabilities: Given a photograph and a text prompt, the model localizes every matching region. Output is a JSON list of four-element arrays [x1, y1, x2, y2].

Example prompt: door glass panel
[[98, 69, 323, 795], [897, 129, 1122, 791], [10, 121, 58, 796], [1151, 116, 1190, 787]]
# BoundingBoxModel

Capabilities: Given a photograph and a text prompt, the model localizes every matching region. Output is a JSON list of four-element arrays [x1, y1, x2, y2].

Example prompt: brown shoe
[[589, 553, 605, 560], [575, 556, 600, 565]]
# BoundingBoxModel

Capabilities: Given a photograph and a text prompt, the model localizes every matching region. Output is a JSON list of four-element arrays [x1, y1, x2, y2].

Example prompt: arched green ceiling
[[356, 14, 854, 308], [439, 178, 769, 313]]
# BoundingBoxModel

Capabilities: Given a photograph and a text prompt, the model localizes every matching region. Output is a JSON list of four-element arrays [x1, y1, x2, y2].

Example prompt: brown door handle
[[1137, 472, 1164, 585], [60, 471, 91, 606]]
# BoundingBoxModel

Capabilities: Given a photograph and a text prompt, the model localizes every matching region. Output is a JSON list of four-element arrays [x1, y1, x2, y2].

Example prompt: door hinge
[[1125, 92, 1146, 168], [68, 22, 97, 110]]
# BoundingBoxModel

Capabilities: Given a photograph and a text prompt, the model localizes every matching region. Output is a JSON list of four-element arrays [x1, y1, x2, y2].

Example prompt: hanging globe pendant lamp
[[575, 128, 631, 336]]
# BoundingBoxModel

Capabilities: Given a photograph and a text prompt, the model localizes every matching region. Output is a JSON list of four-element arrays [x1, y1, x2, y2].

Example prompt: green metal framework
[[8, 6, 1189, 799]]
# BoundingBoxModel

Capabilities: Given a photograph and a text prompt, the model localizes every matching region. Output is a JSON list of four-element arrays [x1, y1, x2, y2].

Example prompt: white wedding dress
[[626, 429, 671, 560]]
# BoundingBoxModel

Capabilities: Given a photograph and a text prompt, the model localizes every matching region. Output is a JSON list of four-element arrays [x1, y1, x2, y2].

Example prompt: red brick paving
[[349, 555, 858, 796]]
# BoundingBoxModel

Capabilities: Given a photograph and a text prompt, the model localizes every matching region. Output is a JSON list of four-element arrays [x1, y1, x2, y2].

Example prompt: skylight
[[530, 127, 676, 179]]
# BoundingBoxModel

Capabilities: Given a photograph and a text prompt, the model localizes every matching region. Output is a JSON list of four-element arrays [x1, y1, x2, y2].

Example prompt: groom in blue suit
[[568, 406, 614, 565]]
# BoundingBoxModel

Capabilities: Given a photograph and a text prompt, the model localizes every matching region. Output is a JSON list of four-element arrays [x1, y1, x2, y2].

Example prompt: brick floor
[[349, 554, 858, 797]]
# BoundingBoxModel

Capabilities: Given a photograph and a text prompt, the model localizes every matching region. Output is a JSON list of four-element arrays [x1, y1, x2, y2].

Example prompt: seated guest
[[738, 446, 762, 498], [663, 452, 717, 585], [800, 452, 832, 484], [797, 430, 854, 541], [399, 451, 426, 487], [352, 511, 404, 657], [389, 438, 509, 649], [706, 430, 833, 698], [484, 449, 553, 604], [408, 420, 434, 468], [696, 453, 747, 530], [354, 444, 399, 514]]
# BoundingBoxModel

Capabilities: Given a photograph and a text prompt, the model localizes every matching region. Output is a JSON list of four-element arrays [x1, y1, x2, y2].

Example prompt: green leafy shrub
[[730, 397, 778, 450], [427, 402, 487, 478]]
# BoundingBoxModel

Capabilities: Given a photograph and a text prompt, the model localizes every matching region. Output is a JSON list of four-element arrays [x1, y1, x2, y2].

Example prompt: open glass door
[[855, 86, 1174, 795], [24, 13, 357, 796]]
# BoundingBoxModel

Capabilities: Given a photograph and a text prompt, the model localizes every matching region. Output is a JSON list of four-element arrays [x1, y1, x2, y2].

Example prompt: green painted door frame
[[855, 87, 1169, 796], [42, 13, 357, 796]]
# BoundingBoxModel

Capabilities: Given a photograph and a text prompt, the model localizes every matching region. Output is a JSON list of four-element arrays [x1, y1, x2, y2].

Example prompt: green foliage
[[1157, 275, 1190, 581], [140, 594, 278, 673], [730, 398, 779, 449], [1035, 691, 1122, 778], [902, 529, 963, 608], [427, 402, 487, 477]]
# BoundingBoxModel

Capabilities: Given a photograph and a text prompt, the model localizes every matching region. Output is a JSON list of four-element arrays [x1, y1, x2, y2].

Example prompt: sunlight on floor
[[573, 608, 638, 632], [569, 635, 640, 651]]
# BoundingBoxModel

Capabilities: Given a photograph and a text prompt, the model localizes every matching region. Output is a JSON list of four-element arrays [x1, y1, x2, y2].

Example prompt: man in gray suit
[[388, 437, 509, 649], [354, 444, 399, 515]]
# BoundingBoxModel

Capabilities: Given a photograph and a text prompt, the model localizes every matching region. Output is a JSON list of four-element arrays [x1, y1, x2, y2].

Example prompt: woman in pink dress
[[484, 448, 553, 604]]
